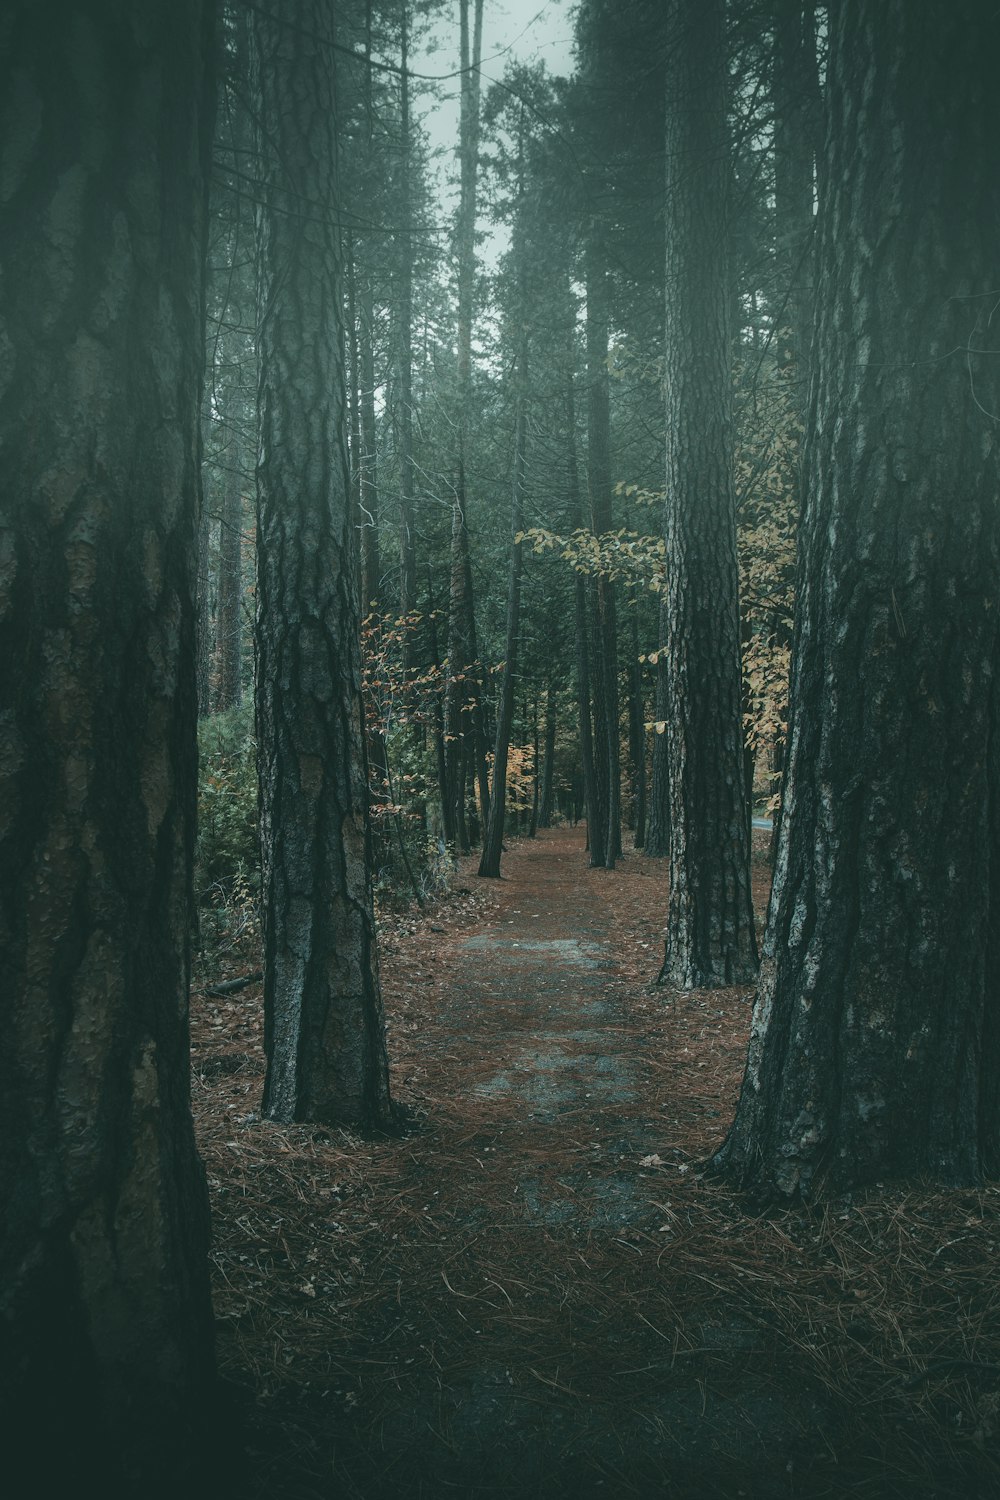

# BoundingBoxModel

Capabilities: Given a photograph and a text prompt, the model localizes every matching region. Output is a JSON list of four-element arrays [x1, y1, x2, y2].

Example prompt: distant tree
[[252, 0, 395, 1128], [715, 0, 1000, 1195], [658, 0, 759, 988], [0, 0, 216, 1487]]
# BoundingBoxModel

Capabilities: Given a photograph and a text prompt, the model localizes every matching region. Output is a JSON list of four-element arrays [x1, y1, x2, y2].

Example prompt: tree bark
[[645, 600, 670, 856], [478, 337, 527, 878], [442, 0, 489, 848], [715, 0, 1000, 1195], [565, 339, 598, 857], [197, 497, 214, 715], [772, 0, 820, 432], [659, 0, 758, 988], [396, 4, 419, 702], [585, 232, 622, 869], [252, 0, 394, 1130], [0, 2, 217, 1486], [538, 685, 557, 829], [627, 585, 648, 848], [216, 452, 243, 711]]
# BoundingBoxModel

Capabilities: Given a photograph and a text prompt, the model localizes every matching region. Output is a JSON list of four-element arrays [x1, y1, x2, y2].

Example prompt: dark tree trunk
[[529, 695, 540, 838], [645, 601, 670, 856], [0, 3, 217, 1487], [197, 497, 214, 715], [538, 686, 557, 829], [252, 0, 394, 1130], [659, 0, 758, 989], [216, 453, 243, 712], [772, 0, 820, 433], [359, 274, 380, 614], [627, 588, 647, 848], [396, 5, 418, 693], [715, 0, 1000, 1195], [479, 277, 528, 878], [443, 0, 486, 853], [585, 233, 621, 869], [565, 345, 598, 858]]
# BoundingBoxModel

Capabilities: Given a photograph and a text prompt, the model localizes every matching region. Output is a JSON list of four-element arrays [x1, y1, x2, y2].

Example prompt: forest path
[[304, 825, 819, 1498], [196, 828, 1000, 1500]]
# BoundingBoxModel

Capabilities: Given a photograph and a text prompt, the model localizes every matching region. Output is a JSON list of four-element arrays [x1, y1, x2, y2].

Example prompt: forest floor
[[192, 826, 1000, 1500]]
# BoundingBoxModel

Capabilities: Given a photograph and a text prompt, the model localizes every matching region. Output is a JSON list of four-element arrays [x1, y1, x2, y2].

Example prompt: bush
[[195, 703, 259, 946]]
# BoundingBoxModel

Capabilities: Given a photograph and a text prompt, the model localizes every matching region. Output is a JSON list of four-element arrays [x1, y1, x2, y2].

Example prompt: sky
[[413, 0, 577, 260]]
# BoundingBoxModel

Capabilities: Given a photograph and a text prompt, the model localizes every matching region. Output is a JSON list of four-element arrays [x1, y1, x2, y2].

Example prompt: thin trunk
[[397, 5, 418, 680], [197, 499, 213, 715], [478, 350, 527, 879], [538, 685, 557, 828], [645, 600, 670, 856], [566, 333, 598, 857], [0, 5, 217, 1485], [627, 588, 647, 848], [346, 235, 363, 539], [528, 694, 540, 838], [359, 276, 380, 613], [216, 453, 244, 712], [586, 232, 621, 869], [253, 0, 394, 1130], [444, 0, 487, 848]]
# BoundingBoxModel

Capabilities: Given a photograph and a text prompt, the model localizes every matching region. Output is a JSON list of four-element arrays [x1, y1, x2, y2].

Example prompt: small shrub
[[195, 704, 259, 946]]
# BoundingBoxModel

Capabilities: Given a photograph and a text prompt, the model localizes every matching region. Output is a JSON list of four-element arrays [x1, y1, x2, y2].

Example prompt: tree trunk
[[715, 0, 1000, 1195], [658, 0, 758, 988], [443, 0, 489, 847], [627, 586, 648, 848], [538, 685, 557, 829], [585, 232, 621, 869], [360, 278, 380, 613], [216, 452, 243, 712], [197, 497, 214, 715], [565, 340, 598, 858], [252, 0, 394, 1130], [645, 601, 670, 856], [478, 293, 528, 877], [772, 0, 820, 432], [396, 4, 418, 693], [0, 3, 217, 1487]]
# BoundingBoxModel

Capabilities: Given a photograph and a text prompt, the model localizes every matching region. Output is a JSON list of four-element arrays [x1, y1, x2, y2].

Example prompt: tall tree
[[585, 232, 623, 870], [479, 119, 530, 880], [215, 454, 244, 711], [658, 0, 759, 988], [252, 0, 395, 1129], [442, 0, 488, 850], [0, 0, 216, 1487], [715, 0, 1000, 1195]]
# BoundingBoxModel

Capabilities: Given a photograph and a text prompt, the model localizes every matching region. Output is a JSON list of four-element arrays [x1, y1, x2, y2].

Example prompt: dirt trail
[[195, 828, 998, 1500]]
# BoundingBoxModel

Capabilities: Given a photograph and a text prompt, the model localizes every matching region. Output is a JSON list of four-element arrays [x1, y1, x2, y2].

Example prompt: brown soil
[[192, 826, 1000, 1499]]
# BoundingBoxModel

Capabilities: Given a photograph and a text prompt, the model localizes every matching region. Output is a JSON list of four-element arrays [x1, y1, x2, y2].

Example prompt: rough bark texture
[[538, 686, 557, 829], [659, 0, 758, 989], [396, 5, 418, 681], [442, 0, 487, 852], [645, 601, 670, 857], [253, 0, 394, 1130], [197, 500, 214, 715], [715, 0, 1000, 1195], [565, 347, 598, 857], [479, 338, 527, 879], [627, 587, 648, 848], [216, 454, 243, 711], [0, 1, 216, 1486], [585, 234, 622, 870], [772, 0, 820, 431]]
